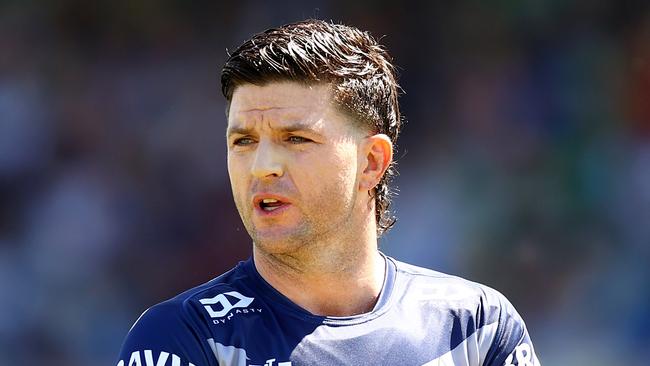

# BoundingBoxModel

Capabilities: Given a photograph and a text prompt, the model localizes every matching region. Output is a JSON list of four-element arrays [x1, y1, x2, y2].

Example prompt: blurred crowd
[[0, 1, 648, 365]]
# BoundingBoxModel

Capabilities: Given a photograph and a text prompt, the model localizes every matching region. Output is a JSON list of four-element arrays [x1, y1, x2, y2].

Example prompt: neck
[[252, 219, 386, 317]]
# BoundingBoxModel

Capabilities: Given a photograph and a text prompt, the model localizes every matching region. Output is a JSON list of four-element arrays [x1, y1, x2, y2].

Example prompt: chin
[[254, 239, 304, 256], [252, 228, 311, 254]]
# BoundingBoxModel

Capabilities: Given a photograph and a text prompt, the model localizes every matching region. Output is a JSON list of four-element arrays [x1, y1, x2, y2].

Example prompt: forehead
[[228, 82, 335, 128], [230, 81, 332, 110]]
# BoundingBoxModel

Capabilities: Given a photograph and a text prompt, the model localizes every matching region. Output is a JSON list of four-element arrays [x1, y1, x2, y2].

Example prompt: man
[[117, 19, 540, 366]]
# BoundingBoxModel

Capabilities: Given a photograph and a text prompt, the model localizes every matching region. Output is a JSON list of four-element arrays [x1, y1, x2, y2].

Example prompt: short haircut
[[221, 19, 403, 236]]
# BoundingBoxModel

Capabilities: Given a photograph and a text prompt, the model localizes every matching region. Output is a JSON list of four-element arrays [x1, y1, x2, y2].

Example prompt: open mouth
[[258, 198, 285, 212]]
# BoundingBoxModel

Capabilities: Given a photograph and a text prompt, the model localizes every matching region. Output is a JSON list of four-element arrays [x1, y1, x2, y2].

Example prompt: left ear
[[359, 134, 393, 191]]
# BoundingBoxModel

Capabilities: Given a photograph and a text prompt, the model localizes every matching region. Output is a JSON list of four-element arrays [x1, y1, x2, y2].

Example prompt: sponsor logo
[[416, 284, 472, 302], [117, 350, 195, 366], [199, 291, 262, 324], [504, 343, 535, 366]]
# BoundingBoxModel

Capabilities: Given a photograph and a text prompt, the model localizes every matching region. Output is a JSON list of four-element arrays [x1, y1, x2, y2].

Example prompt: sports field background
[[0, 1, 648, 365]]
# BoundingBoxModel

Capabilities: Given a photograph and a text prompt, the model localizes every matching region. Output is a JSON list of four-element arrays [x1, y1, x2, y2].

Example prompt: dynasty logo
[[199, 291, 263, 324]]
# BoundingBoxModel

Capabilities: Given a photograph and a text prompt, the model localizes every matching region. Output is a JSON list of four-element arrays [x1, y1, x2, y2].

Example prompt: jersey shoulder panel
[[393, 258, 501, 314], [390, 258, 541, 366], [116, 297, 211, 366], [116, 262, 251, 366]]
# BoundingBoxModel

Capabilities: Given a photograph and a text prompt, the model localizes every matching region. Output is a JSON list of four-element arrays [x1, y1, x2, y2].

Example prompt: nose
[[251, 139, 284, 178]]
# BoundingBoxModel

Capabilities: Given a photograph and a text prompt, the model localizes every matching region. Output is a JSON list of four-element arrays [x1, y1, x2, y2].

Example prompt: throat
[[253, 249, 387, 317]]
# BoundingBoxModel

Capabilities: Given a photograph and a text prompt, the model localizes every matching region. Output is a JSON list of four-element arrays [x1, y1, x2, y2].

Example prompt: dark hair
[[221, 19, 403, 236]]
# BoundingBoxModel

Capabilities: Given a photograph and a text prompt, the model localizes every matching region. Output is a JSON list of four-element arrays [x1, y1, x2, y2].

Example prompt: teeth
[[262, 198, 278, 203]]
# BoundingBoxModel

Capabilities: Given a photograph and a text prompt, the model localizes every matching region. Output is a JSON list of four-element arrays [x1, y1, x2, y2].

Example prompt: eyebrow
[[227, 122, 320, 138]]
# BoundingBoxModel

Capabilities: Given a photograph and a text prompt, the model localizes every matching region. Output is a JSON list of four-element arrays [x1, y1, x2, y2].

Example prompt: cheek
[[298, 143, 358, 195], [227, 155, 249, 197], [334, 149, 359, 188], [334, 142, 360, 181]]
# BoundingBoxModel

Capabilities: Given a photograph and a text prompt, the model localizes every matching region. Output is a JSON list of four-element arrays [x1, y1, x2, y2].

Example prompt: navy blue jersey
[[117, 256, 540, 366]]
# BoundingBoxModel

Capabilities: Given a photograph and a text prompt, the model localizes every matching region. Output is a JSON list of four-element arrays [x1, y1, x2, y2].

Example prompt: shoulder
[[392, 258, 510, 311], [116, 261, 253, 366], [133, 261, 248, 326], [390, 257, 526, 337], [389, 258, 540, 365]]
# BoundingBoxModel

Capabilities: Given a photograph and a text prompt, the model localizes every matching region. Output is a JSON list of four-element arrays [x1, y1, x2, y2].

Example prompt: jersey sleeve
[[116, 301, 214, 366], [482, 289, 541, 366]]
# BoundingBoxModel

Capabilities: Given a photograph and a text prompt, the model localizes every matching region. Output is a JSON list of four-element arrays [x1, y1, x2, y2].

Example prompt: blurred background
[[1, 0, 648, 364]]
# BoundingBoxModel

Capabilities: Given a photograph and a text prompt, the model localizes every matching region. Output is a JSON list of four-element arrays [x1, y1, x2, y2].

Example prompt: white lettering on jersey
[[504, 343, 535, 366], [116, 350, 195, 366], [200, 291, 255, 318], [144, 350, 169, 366], [129, 351, 142, 366]]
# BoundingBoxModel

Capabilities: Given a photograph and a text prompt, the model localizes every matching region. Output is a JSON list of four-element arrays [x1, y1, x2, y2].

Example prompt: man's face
[[227, 82, 367, 253]]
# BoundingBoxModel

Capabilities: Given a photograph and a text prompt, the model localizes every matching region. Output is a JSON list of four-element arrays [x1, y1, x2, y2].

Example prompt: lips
[[260, 198, 283, 211], [252, 194, 291, 214]]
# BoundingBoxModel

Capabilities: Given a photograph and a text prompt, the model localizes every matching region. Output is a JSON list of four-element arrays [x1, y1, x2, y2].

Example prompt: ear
[[359, 134, 393, 191]]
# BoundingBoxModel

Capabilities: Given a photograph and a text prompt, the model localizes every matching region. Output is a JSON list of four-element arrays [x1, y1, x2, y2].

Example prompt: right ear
[[358, 134, 393, 192]]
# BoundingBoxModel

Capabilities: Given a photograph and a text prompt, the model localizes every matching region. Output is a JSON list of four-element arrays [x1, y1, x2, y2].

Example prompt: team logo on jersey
[[199, 291, 262, 324]]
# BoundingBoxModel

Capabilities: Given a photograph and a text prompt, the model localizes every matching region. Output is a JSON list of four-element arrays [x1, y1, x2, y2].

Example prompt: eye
[[233, 137, 256, 146], [287, 135, 312, 144]]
